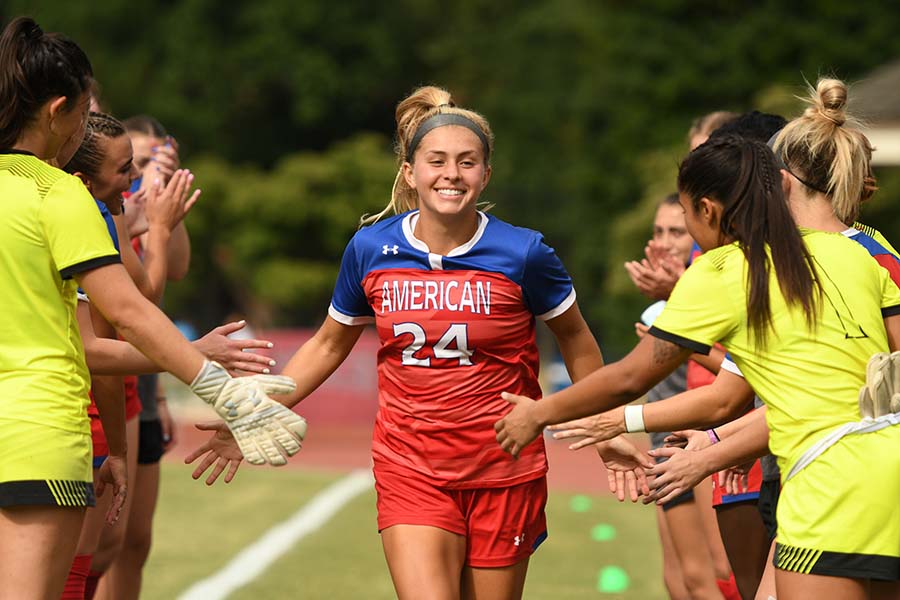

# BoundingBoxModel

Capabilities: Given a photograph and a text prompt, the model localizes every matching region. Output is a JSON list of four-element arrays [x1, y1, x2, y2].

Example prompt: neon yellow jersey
[[0, 152, 120, 434], [651, 230, 900, 475]]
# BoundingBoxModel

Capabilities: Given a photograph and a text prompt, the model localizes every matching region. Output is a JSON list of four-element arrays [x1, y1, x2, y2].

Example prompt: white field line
[[177, 469, 374, 600]]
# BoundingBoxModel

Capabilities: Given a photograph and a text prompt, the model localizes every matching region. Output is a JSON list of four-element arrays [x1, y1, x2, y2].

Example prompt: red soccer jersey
[[329, 212, 576, 488]]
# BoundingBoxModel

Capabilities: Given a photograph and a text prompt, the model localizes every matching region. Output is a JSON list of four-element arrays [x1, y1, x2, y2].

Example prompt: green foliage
[[5, 2, 900, 352], [163, 134, 396, 329]]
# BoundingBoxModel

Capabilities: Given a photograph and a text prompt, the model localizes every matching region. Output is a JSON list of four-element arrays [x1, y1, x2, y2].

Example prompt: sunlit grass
[[143, 463, 664, 599]]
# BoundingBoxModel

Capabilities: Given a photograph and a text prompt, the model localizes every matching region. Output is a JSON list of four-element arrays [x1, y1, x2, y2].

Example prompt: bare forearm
[[166, 221, 191, 281], [114, 214, 154, 300], [643, 372, 754, 433], [108, 299, 202, 382], [715, 405, 765, 440], [278, 319, 364, 407], [140, 225, 172, 304], [559, 339, 603, 385], [84, 337, 160, 375], [534, 337, 690, 428], [695, 409, 769, 475]]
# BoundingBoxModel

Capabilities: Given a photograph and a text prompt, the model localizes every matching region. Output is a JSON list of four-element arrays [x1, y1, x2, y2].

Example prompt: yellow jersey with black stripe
[[651, 229, 900, 476], [0, 151, 119, 434]]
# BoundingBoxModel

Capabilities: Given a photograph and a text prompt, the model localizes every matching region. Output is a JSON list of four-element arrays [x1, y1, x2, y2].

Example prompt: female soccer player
[[628, 194, 734, 600], [0, 18, 301, 599], [619, 78, 900, 600], [60, 111, 275, 599], [187, 85, 626, 599], [495, 131, 900, 599]]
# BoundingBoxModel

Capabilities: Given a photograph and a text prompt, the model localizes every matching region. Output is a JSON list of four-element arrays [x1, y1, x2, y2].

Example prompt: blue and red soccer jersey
[[329, 211, 576, 488], [843, 226, 900, 286]]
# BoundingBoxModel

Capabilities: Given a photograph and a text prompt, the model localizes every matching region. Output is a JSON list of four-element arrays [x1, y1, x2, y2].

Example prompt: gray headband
[[405, 113, 490, 163]]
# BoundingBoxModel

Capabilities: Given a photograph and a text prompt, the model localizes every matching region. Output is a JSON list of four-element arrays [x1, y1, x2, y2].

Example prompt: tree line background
[[8, 1, 900, 357]]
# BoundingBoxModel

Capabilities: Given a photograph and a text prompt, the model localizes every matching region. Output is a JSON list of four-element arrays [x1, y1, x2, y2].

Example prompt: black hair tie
[[24, 22, 43, 42]]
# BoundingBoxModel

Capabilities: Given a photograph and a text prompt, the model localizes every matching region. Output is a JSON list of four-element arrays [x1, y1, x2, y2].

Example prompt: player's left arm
[[885, 314, 900, 352], [544, 302, 604, 383], [497, 334, 693, 456]]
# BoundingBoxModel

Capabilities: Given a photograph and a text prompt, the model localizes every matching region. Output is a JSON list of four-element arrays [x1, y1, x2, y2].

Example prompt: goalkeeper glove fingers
[[228, 398, 307, 466], [190, 360, 296, 420]]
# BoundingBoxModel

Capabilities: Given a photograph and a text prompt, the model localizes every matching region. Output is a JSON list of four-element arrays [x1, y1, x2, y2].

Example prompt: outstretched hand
[[644, 446, 707, 505], [547, 406, 626, 450], [595, 437, 653, 502], [494, 392, 543, 458], [95, 454, 128, 524], [184, 421, 243, 485], [194, 321, 277, 375]]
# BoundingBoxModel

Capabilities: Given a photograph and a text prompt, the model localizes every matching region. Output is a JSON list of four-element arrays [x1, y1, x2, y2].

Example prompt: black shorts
[[757, 478, 780, 542], [138, 419, 165, 465]]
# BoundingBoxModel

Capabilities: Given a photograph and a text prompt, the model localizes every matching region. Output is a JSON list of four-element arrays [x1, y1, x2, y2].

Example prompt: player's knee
[[679, 563, 716, 596], [93, 527, 128, 570], [123, 527, 153, 565]]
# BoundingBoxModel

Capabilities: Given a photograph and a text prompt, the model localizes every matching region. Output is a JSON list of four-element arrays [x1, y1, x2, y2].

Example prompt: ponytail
[[679, 135, 819, 349], [0, 17, 93, 149], [772, 78, 875, 224]]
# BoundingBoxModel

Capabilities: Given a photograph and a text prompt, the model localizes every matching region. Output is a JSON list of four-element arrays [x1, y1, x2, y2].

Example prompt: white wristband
[[623, 405, 645, 433]]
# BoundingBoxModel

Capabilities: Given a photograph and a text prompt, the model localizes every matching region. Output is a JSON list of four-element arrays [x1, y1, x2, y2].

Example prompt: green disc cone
[[591, 523, 617, 542], [569, 494, 592, 512], [597, 565, 630, 593]]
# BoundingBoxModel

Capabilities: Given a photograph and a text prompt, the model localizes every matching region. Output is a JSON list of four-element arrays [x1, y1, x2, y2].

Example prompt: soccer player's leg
[[461, 477, 547, 600], [462, 558, 530, 600], [0, 505, 85, 600], [775, 569, 867, 600], [0, 419, 94, 599], [376, 466, 467, 599], [92, 414, 140, 597], [381, 525, 466, 599]]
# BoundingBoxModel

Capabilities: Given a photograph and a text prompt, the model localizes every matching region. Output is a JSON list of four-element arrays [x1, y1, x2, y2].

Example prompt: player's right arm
[[275, 317, 366, 406]]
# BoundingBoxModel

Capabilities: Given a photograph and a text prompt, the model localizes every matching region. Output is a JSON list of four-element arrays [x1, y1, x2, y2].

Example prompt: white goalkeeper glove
[[190, 360, 290, 420], [190, 360, 307, 465], [229, 397, 308, 465], [859, 351, 900, 419]]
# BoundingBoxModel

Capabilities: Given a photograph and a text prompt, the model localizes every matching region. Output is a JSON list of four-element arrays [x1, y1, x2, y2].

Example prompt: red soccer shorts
[[712, 459, 763, 507], [374, 464, 548, 568]]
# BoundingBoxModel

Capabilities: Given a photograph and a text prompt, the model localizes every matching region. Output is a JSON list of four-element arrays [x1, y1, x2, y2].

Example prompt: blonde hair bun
[[807, 78, 847, 126]]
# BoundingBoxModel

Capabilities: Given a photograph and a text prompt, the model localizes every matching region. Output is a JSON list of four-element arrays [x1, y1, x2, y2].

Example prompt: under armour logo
[[382, 244, 399, 255], [514, 533, 525, 547]]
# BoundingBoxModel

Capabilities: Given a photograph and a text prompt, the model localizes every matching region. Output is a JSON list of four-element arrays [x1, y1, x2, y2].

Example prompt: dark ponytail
[[678, 135, 819, 349], [0, 17, 93, 148]]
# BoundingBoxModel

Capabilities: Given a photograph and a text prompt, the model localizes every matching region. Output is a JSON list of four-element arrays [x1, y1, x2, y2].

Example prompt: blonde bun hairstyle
[[361, 86, 494, 227], [773, 77, 876, 224]]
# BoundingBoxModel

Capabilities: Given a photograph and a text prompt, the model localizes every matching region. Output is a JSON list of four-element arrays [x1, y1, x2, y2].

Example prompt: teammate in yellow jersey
[[495, 130, 900, 599], [0, 18, 302, 599]]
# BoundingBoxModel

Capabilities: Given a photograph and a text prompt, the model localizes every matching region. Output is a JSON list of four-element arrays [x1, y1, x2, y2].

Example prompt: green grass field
[[142, 463, 665, 599]]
